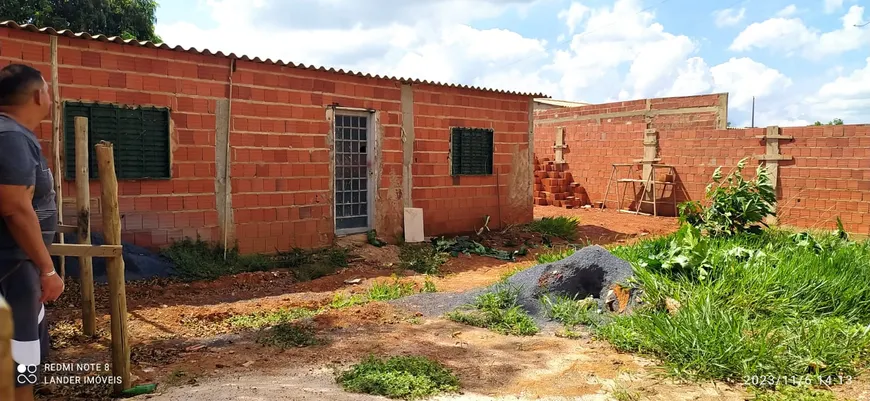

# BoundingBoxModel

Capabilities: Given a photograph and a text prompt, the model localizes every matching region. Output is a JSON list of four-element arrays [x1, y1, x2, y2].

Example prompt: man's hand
[[39, 271, 64, 303]]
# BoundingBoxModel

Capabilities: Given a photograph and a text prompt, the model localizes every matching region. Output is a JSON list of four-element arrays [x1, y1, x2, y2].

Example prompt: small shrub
[[161, 238, 287, 281], [421, 278, 438, 293], [330, 293, 369, 309], [226, 307, 318, 329], [540, 294, 599, 327], [536, 247, 576, 264], [447, 283, 539, 336], [367, 230, 387, 247], [679, 158, 776, 236], [256, 322, 321, 348], [368, 278, 416, 301], [527, 216, 580, 240], [337, 355, 460, 400], [399, 244, 447, 274]]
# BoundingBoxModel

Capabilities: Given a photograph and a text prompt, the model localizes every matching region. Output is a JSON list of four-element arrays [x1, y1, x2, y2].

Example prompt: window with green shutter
[[63, 101, 171, 180], [450, 127, 494, 176]]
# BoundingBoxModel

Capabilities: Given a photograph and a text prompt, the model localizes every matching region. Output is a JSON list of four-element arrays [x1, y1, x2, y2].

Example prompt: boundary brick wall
[[534, 93, 727, 203], [535, 93, 870, 233], [0, 26, 533, 253]]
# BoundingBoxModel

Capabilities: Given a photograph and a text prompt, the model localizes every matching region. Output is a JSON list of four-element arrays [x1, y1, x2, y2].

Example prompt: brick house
[[0, 22, 541, 254]]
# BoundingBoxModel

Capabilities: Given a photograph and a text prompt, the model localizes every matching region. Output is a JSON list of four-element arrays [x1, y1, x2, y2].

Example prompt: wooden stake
[[74, 117, 96, 336], [0, 296, 13, 401], [50, 36, 65, 280], [95, 142, 130, 393]]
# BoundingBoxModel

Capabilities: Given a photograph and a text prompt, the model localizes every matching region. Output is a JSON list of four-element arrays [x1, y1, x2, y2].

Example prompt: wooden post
[[75, 117, 96, 336], [0, 295, 13, 401], [50, 36, 65, 280], [95, 142, 130, 392]]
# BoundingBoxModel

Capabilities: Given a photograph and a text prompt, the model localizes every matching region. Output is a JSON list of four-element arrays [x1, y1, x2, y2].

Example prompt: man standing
[[0, 64, 65, 401]]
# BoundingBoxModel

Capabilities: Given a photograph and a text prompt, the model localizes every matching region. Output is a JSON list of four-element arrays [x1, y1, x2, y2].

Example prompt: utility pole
[[751, 96, 755, 128]]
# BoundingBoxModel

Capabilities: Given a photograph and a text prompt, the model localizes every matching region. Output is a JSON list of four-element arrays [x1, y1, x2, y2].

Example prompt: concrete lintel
[[537, 105, 722, 124]]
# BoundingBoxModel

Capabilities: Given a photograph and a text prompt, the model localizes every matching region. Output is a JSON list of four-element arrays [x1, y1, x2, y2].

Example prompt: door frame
[[332, 107, 376, 236]]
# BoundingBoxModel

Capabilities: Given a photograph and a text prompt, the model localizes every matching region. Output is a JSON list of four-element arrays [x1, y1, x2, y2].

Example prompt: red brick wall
[[534, 94, 726, 204], [0, 26, 533, 253], [412, 85, 532, 234], [0, 27, 224, 249]]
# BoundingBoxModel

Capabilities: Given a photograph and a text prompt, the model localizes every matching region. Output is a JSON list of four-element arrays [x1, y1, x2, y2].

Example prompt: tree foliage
[[0, 0, 161, 42], [813, 118, 844, 126]]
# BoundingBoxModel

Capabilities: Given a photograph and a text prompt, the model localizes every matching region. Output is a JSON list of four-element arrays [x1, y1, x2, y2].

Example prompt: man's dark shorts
[[1, 260, 48, 387]]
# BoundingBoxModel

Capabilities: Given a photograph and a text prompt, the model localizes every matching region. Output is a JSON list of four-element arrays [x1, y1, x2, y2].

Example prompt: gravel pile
[[391, 246, 635, 323]]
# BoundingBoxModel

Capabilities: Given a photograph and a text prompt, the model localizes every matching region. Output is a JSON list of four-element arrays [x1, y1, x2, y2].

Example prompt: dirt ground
[[34, 208, 862, 400]]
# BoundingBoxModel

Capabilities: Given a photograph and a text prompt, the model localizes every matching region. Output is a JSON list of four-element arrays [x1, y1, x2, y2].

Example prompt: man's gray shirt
[[0, 114, 58, 260]]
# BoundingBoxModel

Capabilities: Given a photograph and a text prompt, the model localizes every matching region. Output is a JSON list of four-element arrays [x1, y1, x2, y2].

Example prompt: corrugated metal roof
[[0, 20, 549, 98]]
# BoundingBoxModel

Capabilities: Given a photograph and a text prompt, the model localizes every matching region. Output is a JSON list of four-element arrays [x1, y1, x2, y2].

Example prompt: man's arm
[[0, 185, 54, 274], [0, 131, 54, 275]]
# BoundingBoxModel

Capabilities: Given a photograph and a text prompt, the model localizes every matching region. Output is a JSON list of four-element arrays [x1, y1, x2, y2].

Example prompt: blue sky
[[155, 0, 870, 127]]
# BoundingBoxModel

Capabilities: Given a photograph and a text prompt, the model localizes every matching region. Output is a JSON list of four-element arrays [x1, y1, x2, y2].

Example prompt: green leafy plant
[[226, 307, 318, 329], [421, 278, 438, 293], [540, 294, 599, 327], [678, 158, 776, 236], [447, 283, 539, 336], [330, 293, 369, 309], [638, 224, 713, 280], [367, 230, 387, 247], [336, 355, 460, 400], [399, 244, 447, 274], [256, 322, 322, 348], [368, 278, 416, 301], [526, 216, 580, 240]]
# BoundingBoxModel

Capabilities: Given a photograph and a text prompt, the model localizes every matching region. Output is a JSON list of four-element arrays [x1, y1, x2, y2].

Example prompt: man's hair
[[0, 64, 44, 106]]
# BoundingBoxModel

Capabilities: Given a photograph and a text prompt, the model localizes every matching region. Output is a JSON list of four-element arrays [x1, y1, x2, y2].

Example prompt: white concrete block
[[403, 207, 425, 243]]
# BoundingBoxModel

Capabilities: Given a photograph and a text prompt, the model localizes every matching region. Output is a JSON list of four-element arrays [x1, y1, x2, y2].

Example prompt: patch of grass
[[368, 278, 416, 301], [752, 386, 837, 401], [540, 294, 599, 327], [336, 355, 460, 400], [447, 283, 539, 336], [399, 244, 447, 274], [161, 238, 297, 281], [599, 229, 870, 386], [330, 292, 369, 309], [161, 238, 350, 282], [421, 278, 438, 293], [536, 246, 577, 264], [611, 386, 640, 401], [256, 322, 321, 348], [526, 216, 580, 241], [226, 307, 318, 329]]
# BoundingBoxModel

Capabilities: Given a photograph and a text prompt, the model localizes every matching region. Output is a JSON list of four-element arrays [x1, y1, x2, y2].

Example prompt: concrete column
[[215, 98, 234, 244], [401, 84, 414, 208]]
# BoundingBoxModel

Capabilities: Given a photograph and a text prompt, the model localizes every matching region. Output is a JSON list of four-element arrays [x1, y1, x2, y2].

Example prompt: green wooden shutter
[[450, 127, 494, 176], [64, 102, 171, 180]]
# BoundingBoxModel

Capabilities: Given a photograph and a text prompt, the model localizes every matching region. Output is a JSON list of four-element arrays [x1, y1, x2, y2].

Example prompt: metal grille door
[[334, 114, 371, 232]]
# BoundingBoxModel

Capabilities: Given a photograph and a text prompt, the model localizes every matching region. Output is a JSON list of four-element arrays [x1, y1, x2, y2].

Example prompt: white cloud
[[713, 8, 746, 27], [730, 5, 870, 59], [157, 0, 548, 88], [825, 0, 844, 14], [154, 0, 870, 130], [776, 5, 798, 17]]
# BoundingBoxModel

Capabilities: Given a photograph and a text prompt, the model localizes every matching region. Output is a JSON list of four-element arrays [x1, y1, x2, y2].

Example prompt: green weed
[[421, 278, 438, 293], [330, 293, 369, 309], [540, 294, 599, 327], [752, 385, 837, 401], [336, 355, 460, 400], [447, 283, 539, 336], [527, 216, 580, 241], [256, 322, 321, 348], [368, 278, 416, 301], [399, 244, 447, 274], [226, 307, 318, 329], [602, 230, 870, 385]]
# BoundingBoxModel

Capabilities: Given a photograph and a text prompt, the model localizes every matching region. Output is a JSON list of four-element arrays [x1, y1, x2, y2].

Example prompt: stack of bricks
[[533, 157, 589, 208]]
